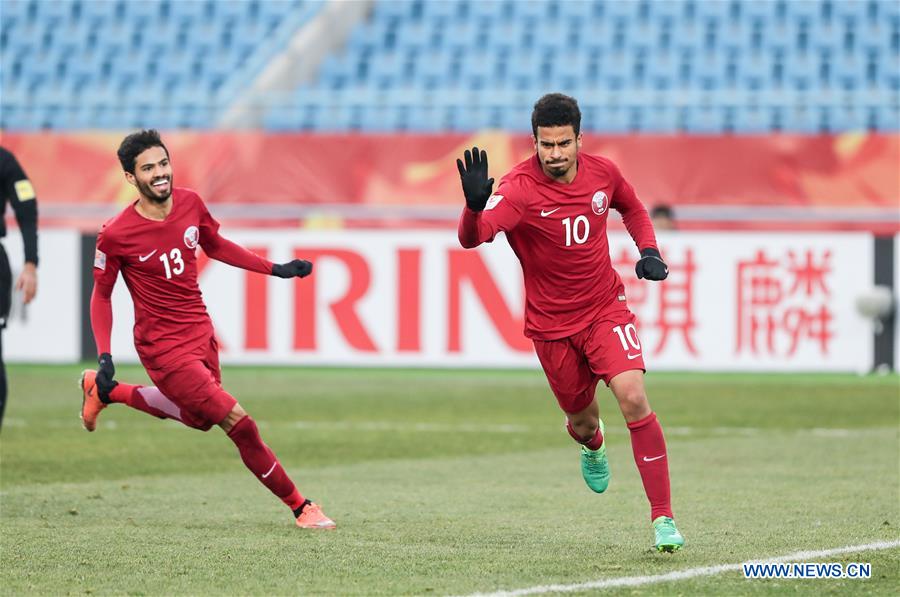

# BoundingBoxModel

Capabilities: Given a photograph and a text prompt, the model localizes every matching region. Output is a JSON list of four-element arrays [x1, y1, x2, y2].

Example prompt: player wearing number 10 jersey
[[456, 94, 683, 552], [81, 130, 334, 529]]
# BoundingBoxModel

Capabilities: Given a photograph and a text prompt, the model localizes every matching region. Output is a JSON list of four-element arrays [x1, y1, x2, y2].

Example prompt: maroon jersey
[[92, 188, 269, 369], [459, 153, 657, 340]]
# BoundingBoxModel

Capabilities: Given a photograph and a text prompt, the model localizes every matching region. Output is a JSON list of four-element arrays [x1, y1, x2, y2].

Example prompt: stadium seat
[[2, 0, 897, 132], [0, 0, 322, 129]]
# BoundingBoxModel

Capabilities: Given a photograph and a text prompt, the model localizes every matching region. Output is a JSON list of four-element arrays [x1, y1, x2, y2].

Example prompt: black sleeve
[[1, 148, 39, 266]]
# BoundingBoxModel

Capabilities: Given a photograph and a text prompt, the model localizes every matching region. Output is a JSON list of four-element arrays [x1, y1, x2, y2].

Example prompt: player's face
[[126, 146, 173, 203], [534, 125, 582, 180]]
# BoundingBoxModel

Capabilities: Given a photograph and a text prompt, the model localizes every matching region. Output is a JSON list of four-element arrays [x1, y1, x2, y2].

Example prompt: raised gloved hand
[[272, 260, 313, 279], [96, 352, 118, 401], [635, 248, 668, 281], [456, 146, 495, 212]]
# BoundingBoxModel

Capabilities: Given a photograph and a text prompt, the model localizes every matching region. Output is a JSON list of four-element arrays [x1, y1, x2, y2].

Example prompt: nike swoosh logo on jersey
[[627, 353, 642, 360], [540, 207, 561, 217], [261, 461, 278, 479], [643, 455, 665, 462], [138, 250, 158, 262]]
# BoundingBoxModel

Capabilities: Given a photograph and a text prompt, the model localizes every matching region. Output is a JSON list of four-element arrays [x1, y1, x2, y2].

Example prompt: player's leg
[[79, 369, 186, 431], [585, 312, 683, 551], [609, 370, 683, 551], [219, 403, 307, 511], [608, 370, 669, 511], [191, 340, 334, 528], [0, 246, 11, 431], [0, 331, 7, 431], [218, 404, 335, 529], [533, 335, 610, 493], [565, 394, 602, 447]]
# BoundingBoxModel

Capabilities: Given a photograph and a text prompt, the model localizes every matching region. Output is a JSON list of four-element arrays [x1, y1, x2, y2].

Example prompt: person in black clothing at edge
[[0, 146, 39, 430]]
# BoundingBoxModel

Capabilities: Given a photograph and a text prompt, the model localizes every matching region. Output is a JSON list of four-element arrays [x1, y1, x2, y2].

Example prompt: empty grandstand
[[2, 0, 898, 132]]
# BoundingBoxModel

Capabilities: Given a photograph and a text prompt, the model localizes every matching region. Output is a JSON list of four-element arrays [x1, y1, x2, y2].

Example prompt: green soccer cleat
[[653, 516, 685, 552], [580, 418, 610, 493]]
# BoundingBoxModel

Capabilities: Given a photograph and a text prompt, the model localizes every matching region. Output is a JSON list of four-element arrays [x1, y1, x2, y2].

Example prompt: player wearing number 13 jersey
[[456, 94, 683, 552], [81, 130, 334, 529]]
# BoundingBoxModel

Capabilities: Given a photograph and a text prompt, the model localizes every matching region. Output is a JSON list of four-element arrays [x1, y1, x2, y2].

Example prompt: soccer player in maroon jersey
[[80, 130, 335, 529], [456, 94, 684, 551]]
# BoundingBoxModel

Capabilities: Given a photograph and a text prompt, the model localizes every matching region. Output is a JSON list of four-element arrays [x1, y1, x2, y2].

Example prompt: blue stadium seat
[[685, 106, 728, 133], [2, 0, 31, 22], [211, 0, 252, 21], [828, 106, 867, 131], [122, 1, 163, 21], [1, 0, 323, 129], [732, 106, 772, 133], [3, 0, 896, 131], [468, 0, 508, 21], [373, 0, 413, 19], [78, 0, 119, 22], [872, 105, 900, 129], [640, 105, 680, 133], [35, 0, 73, 23], [557, 0, 596, 21], [421, 0, 459, 21], [166, 0, 208, 24], [832, 1, 868, 21]]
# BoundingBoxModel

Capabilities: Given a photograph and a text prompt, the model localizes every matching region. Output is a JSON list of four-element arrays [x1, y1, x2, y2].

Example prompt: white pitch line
[[457, 540, 900, 597]]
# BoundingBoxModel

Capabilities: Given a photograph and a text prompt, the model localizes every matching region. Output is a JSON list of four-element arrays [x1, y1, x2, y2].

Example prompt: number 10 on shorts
[[612, 323, 641, 352]]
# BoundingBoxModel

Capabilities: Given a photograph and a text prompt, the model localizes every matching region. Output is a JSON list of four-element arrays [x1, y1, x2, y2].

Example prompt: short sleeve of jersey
[[475, 179, 526, 241], [196, 194, 221, 246], [93, 226, 122, 287]]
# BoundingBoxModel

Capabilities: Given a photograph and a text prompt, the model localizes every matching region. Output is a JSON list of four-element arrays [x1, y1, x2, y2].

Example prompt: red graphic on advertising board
[[736, 249, 834, 356], [614, 247, 699, 355]]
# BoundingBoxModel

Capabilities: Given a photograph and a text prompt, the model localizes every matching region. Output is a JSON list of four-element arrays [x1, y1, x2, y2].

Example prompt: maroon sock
[[226, 416, 305, 511], [108, 383, 184, 422], [566, 420, 604, 451], [627, 412, 673, 520]]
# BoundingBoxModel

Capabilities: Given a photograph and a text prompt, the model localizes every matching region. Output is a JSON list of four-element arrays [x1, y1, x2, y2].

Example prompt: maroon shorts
[[532, 310, 646, 414], [145, 336, 237, 431]]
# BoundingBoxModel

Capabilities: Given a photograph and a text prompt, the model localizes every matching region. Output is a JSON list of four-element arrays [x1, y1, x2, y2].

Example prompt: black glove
[[456, 146, 494, 212], [272, 260, 313, 279], [635, 248, 668, 281], [96, 352, 118, 402]]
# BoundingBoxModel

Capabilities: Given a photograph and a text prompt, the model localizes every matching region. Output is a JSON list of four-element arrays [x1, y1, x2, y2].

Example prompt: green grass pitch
[[1, 365, 898, 595]]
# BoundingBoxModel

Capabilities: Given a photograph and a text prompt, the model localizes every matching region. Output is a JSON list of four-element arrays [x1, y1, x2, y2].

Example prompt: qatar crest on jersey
[[183, 225, 200, 249], [591, 191, 608, 215]]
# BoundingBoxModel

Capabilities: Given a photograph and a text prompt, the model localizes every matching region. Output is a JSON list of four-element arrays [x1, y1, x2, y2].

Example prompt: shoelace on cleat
[[584, 453, 606, 471], [656, 519, 677, 535]]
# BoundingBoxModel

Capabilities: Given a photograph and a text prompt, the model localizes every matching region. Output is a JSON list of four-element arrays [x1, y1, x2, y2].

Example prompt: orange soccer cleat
[[79, 370, 107, 432], [295, 501, 336, 530]]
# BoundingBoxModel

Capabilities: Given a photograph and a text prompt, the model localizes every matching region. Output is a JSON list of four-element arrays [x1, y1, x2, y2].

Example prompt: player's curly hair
[[117, 129, 169, 173], [531, 93, 581, 137]]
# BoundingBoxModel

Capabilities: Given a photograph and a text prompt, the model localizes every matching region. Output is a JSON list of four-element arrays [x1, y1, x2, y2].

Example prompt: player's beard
[[138, 176, 172, 203], [544, 159, 572, 179]]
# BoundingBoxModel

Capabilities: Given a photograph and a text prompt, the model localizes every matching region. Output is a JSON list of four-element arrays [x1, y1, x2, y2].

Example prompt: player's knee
[[230, 403, 247, 419], [617, 389, 649, 418], [220, 403, 248, 432], [570, 418, 598, 441]]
